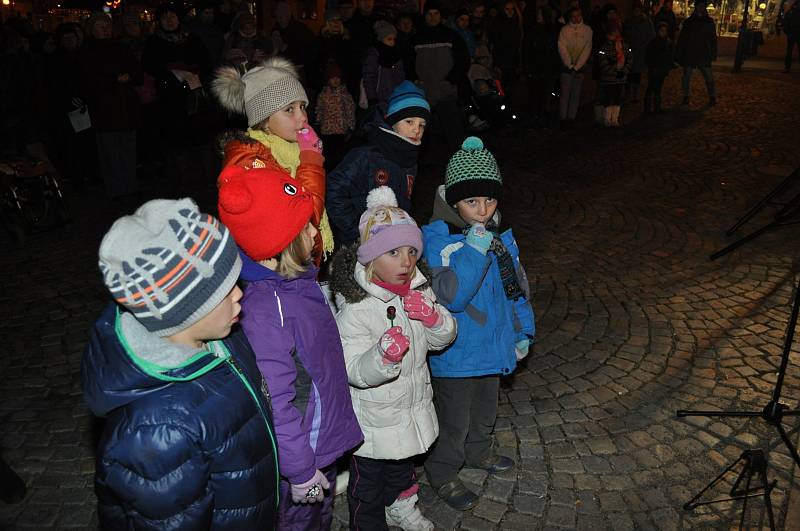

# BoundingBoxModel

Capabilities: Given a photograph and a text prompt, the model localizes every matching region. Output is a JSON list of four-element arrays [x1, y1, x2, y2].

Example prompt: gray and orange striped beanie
[[98, 198, 242, 337]]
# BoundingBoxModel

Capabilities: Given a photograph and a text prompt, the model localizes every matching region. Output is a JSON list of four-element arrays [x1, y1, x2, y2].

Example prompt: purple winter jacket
[[238, 251, 363, 484]]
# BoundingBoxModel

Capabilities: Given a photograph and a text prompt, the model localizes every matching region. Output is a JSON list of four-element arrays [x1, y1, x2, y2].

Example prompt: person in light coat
[[330, 186, 456, 531], [557, 6, 592, 126]]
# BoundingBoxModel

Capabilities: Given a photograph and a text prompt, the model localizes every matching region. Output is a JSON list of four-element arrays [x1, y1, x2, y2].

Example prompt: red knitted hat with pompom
[[217, 165, 314, 261]]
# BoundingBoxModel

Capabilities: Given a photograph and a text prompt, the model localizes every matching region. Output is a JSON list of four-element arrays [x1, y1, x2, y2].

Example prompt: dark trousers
[[347, 456, 415, 531], [644, 71, 668, 110], [277, 465, 337, 530], [681, 65, 716, 99], [527, 74, 556, 120], [786, 32, 800, 71], [424, 375, 500, 489]]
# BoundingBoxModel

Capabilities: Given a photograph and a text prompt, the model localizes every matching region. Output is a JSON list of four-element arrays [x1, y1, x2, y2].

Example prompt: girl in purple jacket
[[217, 165, 363, 530]]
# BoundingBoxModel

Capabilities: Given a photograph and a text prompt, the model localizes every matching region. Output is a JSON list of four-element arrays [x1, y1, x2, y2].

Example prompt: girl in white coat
[[329, 187, 456, 531]]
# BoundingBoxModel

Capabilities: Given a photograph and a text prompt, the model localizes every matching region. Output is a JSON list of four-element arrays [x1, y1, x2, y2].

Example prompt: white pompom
[[366, 186, 398, 209]]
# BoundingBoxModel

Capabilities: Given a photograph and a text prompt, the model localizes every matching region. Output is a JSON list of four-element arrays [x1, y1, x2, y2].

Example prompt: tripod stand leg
[[774, 422, 800, 469], [726, 170, 799, 236], [684, 452, 746, 510], [763, 479, 777, 531]]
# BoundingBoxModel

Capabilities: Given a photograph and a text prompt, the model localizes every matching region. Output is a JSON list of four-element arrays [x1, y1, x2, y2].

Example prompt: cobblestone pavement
[[2, 67, 800, 530]]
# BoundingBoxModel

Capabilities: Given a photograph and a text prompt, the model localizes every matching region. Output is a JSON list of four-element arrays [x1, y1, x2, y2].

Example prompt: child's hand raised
[[403, 290, 442, 328], [465, 223, 493, 255], [379, 326, 410, 365], [297, 126, 323, 154]]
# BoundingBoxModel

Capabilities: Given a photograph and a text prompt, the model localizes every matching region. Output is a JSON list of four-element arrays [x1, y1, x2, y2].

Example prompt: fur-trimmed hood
[[329, 243, 432, 304]]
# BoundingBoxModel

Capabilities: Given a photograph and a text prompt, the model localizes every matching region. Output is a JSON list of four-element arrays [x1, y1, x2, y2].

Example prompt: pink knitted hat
[[356, 187, 423, 265]]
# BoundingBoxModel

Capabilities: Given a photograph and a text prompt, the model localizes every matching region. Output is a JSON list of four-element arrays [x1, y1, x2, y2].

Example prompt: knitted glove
[[297, 126, 323, 154], [290, 469, 330, 504], [379, 326, 410, 365], [403, 290, 442, 328], [465, 223, 493, 255], [515, 338, 530, 361]]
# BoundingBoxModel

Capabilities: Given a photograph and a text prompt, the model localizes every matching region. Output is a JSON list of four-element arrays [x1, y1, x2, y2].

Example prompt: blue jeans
[[681, 65, 716, 100], [559, 71, 584, 120]]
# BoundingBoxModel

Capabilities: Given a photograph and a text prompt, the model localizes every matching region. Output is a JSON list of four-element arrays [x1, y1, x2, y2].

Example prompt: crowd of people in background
[[3, 0, 797, 202]]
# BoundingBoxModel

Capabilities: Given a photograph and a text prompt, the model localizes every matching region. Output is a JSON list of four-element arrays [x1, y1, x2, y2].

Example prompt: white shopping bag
[[68, 107, 91, 133]]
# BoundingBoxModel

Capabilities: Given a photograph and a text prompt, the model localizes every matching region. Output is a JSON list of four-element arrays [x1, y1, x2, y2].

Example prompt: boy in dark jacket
[[326, 81, 431, 246], [644, 22, 674, 113], [82, 198, 280, 530]]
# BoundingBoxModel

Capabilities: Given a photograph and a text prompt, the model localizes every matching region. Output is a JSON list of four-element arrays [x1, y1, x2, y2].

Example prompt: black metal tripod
[[710, 167, 800, 261], [677, 277, 800, 529]]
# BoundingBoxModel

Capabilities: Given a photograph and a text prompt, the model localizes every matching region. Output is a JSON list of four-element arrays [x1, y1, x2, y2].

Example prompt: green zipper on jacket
[[214, 340, 281, 508]]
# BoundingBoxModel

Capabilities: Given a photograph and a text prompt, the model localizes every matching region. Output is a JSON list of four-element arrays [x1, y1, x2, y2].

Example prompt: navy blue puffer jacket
[[82, 304, 280, 530]]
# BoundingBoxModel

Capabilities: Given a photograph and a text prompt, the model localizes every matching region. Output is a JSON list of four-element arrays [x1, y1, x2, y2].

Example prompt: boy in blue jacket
[[422, 137, 535, 511], [326, 81, 430, 246], [81, 198, 280, 529]]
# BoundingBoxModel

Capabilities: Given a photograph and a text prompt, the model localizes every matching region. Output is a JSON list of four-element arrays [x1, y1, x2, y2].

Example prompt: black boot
[[0, 457, 26, 504]]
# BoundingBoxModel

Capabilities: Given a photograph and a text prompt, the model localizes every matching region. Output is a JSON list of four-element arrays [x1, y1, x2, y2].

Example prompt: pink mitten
[[379, 326, 410, 364], [296, 126, 323, 154], [403, 290, 442, 328]]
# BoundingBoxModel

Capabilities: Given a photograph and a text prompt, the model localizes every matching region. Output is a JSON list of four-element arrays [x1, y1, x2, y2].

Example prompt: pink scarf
[[372, 279, 412, 297]]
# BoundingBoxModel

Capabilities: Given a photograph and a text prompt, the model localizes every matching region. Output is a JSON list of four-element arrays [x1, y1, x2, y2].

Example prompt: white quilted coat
[[335, 262, 456, 459]]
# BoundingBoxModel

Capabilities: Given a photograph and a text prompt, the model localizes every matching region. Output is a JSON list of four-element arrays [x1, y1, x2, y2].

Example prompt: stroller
[[0, 154, 70, 245], [466, 47, 518, 131]]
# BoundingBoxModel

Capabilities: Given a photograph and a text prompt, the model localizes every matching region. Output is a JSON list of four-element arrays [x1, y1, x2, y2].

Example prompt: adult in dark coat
[[409, 0, 468, 156], [318, 9, 356, 96], [142, 2, 217, 183], [45, 23, 96, 189], [675, 1, 717, 106], [643, 21, 674, 113], [522, 7, 560, 125], [623, 3, 654, 102], [273, 1, 317, 75], [81, 12, 141, 199], [489, 0, 523, 100], [784, 0, 800, 73], [184, 0, 226, 67]]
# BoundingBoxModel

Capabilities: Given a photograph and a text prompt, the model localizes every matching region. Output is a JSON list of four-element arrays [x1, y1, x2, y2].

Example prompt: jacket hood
[[430, 184, 502, 230], [238, 248, 318, 283], [82, 303, 228, 417], [329, 243, 432, 304]]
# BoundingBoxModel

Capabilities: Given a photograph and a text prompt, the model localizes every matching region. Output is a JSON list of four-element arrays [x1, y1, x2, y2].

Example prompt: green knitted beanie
[[445, 137, 502, 206]]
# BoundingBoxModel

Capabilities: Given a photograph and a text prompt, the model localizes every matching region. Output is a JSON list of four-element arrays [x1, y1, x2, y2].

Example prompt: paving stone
[[471, 498, 507, 524], [483, 477, 515, 504], [458, 515, 496, 531], [545, 505, 577, 528], [513, 494, 546, 517]]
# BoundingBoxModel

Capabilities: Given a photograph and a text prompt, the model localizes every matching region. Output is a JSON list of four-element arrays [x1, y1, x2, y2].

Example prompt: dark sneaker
[[469, 454, 515, 474], [436, 480, 479, 511]]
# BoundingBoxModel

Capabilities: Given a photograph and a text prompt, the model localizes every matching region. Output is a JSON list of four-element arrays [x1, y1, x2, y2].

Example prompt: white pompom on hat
[[211, 56, 308, 127]]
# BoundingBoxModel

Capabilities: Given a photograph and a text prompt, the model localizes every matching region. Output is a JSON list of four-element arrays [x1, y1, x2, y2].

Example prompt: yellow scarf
[[247, 128, 335, 258]]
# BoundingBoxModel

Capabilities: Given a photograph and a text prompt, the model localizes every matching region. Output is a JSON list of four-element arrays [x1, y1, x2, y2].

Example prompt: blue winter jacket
[[82, 304, 280, 530], [422, 187, 535, 378], [326, 123, 419, 245]]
